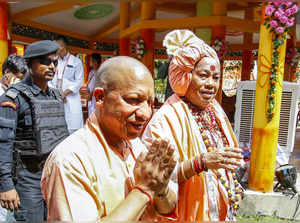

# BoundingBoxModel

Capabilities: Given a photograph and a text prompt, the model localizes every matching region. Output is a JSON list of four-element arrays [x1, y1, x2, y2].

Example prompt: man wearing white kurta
[[49, 36, 84, 134]]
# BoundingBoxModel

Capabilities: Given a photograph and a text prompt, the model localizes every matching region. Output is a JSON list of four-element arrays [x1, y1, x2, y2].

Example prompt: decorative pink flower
[[286, 21, 294, 27], [288, 17, 295, 24], [278, 8, 285, 15], [275, 26, 285, 34], [285, 8, 292, 17], [265, 5, 275, 16], [279, 16, 288, 24], [274, 1, 284, 7], [286, 17, 295, 27], [291, 4, 299, 14], [275, 8, 284, 18], [284, 1, 292, 7], [274, 11, 280, 18], [270, 20, 278, 28]]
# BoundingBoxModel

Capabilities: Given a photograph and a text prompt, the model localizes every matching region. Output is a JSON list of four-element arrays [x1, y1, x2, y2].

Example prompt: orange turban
[[163, 30, 219, 96]]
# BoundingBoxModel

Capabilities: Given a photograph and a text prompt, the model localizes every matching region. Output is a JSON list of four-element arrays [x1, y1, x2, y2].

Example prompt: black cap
[[23, 40, 59, 59]]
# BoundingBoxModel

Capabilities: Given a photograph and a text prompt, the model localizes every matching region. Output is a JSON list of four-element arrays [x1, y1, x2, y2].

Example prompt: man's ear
[[3, 70, 12, 83], [94, 87, 104, 103], [4, 69, 10, 75]]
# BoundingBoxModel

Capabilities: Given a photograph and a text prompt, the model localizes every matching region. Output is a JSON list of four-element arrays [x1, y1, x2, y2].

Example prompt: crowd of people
[[0, 29, 244, 222]]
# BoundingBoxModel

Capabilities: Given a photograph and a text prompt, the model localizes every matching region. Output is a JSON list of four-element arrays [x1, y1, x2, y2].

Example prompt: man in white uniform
[[49, 36, 84, 134]]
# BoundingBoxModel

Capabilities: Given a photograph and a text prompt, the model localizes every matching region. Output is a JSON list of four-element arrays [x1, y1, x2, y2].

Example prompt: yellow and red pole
[[0, 1, 8, 77]]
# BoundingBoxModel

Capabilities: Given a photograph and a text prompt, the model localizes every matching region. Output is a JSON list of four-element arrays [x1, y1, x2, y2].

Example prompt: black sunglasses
[[38, 57, 58, 67]]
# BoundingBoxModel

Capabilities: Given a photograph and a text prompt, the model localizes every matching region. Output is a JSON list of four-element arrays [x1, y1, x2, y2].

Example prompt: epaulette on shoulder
[[5, 89, 19, 99]]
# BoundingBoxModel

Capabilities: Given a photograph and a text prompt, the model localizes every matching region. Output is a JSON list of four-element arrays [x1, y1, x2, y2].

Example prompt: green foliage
[[224, 60, 242, 72], [154, 79, 167, 103]]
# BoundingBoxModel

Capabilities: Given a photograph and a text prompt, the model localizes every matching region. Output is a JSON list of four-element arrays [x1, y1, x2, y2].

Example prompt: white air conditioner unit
[[234, 81, 300, 156]]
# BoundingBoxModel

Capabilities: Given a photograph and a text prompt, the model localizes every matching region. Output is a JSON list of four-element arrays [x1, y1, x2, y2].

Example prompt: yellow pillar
[[140, 1, 155, 73], [248, 5, 287, 192], [120, 1, 130, 56], [0, 1, 8, 77]]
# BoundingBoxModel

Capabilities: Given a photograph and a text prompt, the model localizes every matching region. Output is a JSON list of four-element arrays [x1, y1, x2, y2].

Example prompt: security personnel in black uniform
[[0, 40, 69, 222]]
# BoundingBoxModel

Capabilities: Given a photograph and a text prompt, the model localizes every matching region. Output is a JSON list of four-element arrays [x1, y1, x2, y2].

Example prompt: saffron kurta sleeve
[[41, 138, 104, 221]]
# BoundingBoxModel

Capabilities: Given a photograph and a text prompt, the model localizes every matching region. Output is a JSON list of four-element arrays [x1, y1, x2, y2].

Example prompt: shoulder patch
[[1, 100, 18, 110], [5, 90, 18, 99]]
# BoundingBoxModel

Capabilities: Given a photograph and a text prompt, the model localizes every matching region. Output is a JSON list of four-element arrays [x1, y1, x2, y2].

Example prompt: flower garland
[[135, 37, 146, 59], [211, 37, 228, 61], [264, 1, 299, 121]]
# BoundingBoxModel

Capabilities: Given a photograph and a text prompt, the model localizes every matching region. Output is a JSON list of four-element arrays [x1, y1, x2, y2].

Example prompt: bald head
[[94, 56, 155, 141], [94, 56, 153, 92]]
